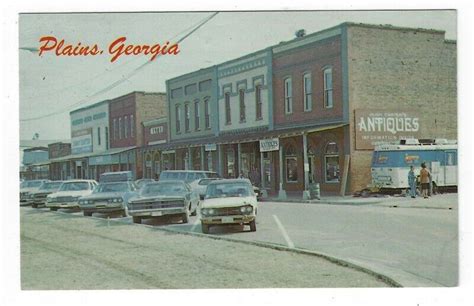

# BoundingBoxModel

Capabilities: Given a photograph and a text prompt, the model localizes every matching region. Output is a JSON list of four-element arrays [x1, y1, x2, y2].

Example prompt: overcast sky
[[19, 10, 457, 142]]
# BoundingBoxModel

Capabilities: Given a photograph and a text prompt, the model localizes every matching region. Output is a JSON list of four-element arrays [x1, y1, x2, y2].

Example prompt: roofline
[[70, 99, 110, 115], [343, 22, 446, 35]]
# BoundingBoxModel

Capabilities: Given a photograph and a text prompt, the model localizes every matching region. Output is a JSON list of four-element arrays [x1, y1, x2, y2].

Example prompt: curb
[[27, 207, 402, 288]]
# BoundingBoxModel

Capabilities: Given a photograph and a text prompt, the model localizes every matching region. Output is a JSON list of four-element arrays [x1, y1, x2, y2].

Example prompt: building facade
[[141, 117, 168, 178], [48, 142, 71, 180]]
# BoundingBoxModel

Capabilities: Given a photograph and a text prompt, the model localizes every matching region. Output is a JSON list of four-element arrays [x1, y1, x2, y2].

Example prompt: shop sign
[[354, 109, 422, 150], [205, 144, 217, 151], [259, 138, 279, 152], [71, 128, 93, 154], [162, 150, 176, 154]]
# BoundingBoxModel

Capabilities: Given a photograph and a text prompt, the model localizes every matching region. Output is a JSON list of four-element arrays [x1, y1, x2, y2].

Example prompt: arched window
[[324, 141, 340, 183]]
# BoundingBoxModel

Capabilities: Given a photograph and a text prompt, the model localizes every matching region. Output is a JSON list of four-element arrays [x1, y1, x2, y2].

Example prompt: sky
[[19, 10, 457, 142]]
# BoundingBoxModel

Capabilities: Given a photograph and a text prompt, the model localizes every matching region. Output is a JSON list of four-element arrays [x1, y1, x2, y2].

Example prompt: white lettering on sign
[[357, 114, 420, 134], [260, 138, 279, 152], [205, 144, 217, 151], [150, 126, 164, 135]]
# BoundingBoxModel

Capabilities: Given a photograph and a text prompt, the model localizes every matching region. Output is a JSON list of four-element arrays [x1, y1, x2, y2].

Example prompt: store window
[[207, 151, 213, 171], [285, 145, 298, 182], [303, 73, 312, 112], [284, 77, 293, 114], [324, 141, 340, 183], [226, 148, 235, 178], [323, 68, 333, 108]]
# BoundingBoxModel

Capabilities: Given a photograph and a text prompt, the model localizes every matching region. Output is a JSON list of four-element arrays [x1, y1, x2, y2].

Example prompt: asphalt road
[[22, 193, 457, 287]]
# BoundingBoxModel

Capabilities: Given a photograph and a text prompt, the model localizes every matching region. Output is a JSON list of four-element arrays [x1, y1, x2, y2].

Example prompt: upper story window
[[105, 127, 109, 150], [199, 79, 212, 92], [113, 118, 117, 140], [303, 73, 312, 112], [284, 77, 293, 114], [255, 85, 262, 120], [185, 84, 197, 96], [225, 92, 231, 125], [175, 105, 181, 133], [124, 116, 129, 138], [323, 68, 333, 108], [130, 114, 134, 138], [118, 117, 123, 139], [239, 89, 246, 122], [97, 127, 101, 146], [204, 99, 211, 129], [184, 103, 190, 132], [194, 100, 200, 131]]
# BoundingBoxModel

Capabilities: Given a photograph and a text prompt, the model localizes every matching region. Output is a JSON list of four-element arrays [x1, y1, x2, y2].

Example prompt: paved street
[[21, 193, 457, 288]]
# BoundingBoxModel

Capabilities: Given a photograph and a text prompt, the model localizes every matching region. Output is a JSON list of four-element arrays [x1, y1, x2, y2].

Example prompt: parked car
[[78, 181, 138, 217], [200, 179, 258, 234], [189, 178, 223, 200], [135, 178, 155, 189], [20, 179, 49, 204], [46, 180, 98, 211], [30, 181, 64, 208], [127, 180, 199, 224], [99, 171, 133, 183], [159, 170, 219, 184]]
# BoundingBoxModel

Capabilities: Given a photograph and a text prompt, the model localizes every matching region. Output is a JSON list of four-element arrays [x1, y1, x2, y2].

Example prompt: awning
[[88, 146, 136, 166], [47, 146, 136, 165]]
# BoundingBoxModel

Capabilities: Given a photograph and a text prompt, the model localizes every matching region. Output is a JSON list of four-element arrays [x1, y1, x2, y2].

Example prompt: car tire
[[32, 203, 38, 208], [249, 220, 257, 232], [83, 211, 93, 217], [182, 212, 189, 224], [201, 223, 210, 234], [132, 216, 141, 224]]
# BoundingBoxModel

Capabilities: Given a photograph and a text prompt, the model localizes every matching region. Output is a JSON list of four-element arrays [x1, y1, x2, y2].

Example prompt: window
[[204, 99, 211, 129], [239, 89, 246, 122], [255, 85, 262, 120], [303, 73, 312, 111], [207, 151, 213, 171], [184, 104, 190, 132], [285, 145, 298, 182], [118, 117, 123, 139], [225, 92, 231, 125], [324, 68, 333, 108], [194, 100, 200, 130], [124, 116, 128, 138], [97, 127, 101, 146], [284, 78, 292, 114], [130, 114, 134, 138], [171, 87, 183, 99], [226, 149, 235, 178], [324, 142, 340, 183], [105, 127, 109, 150], [185, 84, 197, 95], [175, 105, 181, 133], [113, 119, 117, 140]]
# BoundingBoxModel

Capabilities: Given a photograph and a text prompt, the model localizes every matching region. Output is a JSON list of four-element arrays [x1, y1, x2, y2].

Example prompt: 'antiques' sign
[[259, 138, 279, 152], [354, 109, 422, 150]]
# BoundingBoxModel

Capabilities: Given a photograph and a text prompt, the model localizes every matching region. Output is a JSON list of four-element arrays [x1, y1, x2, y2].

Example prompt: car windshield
[[94, 182, 129, 193], [59, 182, 90, 191], [141, 182, 188, 196], [21, 181, 43, 188], [198, 179, 217, 186], [206, 182, 252, 198], [39, 182, 62, 190]]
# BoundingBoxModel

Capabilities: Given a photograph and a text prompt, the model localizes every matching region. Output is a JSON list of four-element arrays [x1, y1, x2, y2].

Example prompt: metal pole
[[278, 143, 287, 200]]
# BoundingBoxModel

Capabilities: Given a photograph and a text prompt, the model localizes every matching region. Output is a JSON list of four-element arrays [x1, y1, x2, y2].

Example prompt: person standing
[[419, 162, 431, 199], [408, 165, 417, 198]]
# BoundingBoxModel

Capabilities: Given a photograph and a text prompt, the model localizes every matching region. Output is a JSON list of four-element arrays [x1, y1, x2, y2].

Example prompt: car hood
[[30, 190, 55, 196], [201, 196, 257, 209], [48, 190, 92, 198], [20, 187, 40, 193], [80, 192, 125, 200], [129, 195, 185, 203]]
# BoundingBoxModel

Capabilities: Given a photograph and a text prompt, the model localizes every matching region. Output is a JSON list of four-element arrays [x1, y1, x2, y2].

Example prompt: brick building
[[48, 142, 71, 180]]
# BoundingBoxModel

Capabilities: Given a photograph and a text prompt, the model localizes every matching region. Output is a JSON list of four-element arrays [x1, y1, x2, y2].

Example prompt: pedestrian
[[419, 162, 431, 199], [408, 165, 416, 198]]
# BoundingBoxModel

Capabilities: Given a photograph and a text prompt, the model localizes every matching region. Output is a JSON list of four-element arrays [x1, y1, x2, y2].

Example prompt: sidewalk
[[262, 193, 458, 210]]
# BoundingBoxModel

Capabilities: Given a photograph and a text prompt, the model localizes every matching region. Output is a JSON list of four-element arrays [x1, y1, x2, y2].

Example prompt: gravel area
[[21, 208, 391, 289]]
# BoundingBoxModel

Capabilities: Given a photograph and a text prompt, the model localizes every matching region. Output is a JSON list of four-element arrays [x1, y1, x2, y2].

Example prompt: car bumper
[[128, 207, 186, 217], [201, 214, 255, 225], [46, 201, 79, 209], [80, 204, 124, 213], [20, 200, 34, 206]]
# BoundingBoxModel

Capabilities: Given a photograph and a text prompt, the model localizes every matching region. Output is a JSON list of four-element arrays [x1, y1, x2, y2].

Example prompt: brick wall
[[135, 92, 167, 147], [346, 25, 457, 192]]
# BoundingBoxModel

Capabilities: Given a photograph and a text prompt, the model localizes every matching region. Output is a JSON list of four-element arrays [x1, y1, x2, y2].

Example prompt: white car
[[20, 180, 49, 205], [46, 180, 98, 211], [200, 179, 258, 234]]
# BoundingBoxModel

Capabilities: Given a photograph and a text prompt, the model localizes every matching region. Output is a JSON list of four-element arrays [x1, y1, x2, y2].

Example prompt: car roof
[[208, 179, 252, 185], [161, 170, 217, 173], [63, 179, 97, 183]]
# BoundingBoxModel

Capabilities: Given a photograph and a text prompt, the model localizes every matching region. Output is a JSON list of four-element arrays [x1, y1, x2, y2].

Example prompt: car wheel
[[121, 210, 127, 217], [182, 212, 189, 224], [132, 216, 141, 224], [83, 211, 92, 217], [249, 220, 257, 232], [201, 223, 210, 234]]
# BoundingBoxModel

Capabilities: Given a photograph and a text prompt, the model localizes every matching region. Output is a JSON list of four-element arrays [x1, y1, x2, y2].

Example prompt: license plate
[[152, 211, 163, 216], [222, 217, 234, 223]]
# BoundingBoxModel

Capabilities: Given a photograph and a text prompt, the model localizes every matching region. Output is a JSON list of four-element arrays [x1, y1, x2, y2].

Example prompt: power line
[[20, 12, 218, 122]]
